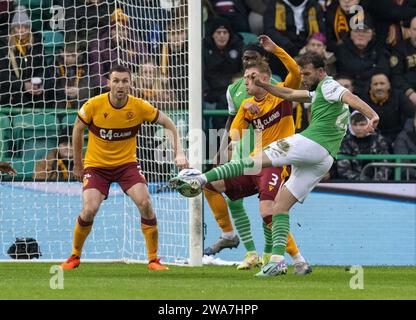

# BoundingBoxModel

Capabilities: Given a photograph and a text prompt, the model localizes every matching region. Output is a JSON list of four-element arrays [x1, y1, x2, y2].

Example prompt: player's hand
[[0, 162, 17, 175], [367, 116, 379, 134], [258, 35, 278, 53], [250, 72, 266, 88], [175, 152, 189, 169], [73, 163, 84, 182], [243, 101, 261, 115]]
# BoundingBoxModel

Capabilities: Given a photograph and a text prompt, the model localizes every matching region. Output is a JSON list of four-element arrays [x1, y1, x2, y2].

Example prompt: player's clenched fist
[[366, 116, 379, 134], [258, 35, 278, 53]]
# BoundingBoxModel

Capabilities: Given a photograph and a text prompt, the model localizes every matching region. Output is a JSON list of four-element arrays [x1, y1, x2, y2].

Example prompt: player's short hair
[[351, 112, 367, 124], [243, 43, 268, 58], [109, 65, 131, 78], [244, 59, 271, 77], [297, 52, 325, 69]]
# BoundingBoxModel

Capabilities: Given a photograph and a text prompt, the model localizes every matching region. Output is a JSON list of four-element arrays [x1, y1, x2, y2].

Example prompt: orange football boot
[[60, 254, 81, 270], [148, 258, 169, 270]]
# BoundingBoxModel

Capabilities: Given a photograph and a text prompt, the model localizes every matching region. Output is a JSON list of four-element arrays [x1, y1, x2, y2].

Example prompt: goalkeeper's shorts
[[83, 162, 147, 198]]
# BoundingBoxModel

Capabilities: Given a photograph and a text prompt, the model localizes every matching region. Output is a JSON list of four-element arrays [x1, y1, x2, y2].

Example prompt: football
[[177, 168, 203, 198]]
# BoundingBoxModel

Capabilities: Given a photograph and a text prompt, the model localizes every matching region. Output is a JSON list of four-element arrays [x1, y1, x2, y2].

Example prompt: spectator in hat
[[336, 14, 390, 96], [0, 5, 44, 109], [203, 17, 244, 130], [298, 32, 337, 76]]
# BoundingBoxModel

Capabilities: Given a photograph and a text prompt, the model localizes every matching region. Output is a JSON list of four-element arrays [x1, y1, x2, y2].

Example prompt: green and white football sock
[[204, 158, 255, 183], [227, 198, 256, 252], [262, 222, 273, 254], [271, 213, 290, 262]]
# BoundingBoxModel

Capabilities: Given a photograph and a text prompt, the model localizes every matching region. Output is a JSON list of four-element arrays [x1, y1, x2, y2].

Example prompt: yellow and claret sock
[[204, 185, 233, 233], [72, 216, 93, 257], [141, 217, 158, 262]]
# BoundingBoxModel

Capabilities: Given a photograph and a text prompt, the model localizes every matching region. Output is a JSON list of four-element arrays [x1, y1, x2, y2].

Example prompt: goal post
[[188, 0, 203, 267], [0, 0, 203, 265]]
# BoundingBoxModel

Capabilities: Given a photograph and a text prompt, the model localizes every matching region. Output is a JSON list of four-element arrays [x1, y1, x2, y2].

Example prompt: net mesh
[[0, 0, 191, 263]]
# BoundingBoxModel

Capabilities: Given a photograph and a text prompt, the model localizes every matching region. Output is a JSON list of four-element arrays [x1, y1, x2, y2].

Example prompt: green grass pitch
[[0, 263, 415, 300]]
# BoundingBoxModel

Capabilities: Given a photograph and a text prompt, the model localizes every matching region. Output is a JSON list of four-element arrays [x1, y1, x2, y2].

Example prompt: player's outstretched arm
[[258, 35, 301, 89], [156, 111, 189, 169], [341, 91, 379, 133], [72, 117, 87, 182], [253, 74, 311, 103]]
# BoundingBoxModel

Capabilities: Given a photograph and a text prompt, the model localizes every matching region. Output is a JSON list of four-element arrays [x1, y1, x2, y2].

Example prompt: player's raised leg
[[61, 188, 105, 270], [126, 182, 168, 271], [169, 151, 272, 192]]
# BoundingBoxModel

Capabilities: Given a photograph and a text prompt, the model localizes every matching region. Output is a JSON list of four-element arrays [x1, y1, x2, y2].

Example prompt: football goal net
[[0, 0, 202, 265]]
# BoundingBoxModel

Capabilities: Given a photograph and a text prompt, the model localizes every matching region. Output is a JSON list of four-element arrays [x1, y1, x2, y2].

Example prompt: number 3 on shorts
[[269, 173, 279, 186]]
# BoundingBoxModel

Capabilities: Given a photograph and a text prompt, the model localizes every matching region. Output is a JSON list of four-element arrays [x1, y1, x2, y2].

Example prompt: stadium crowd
[[0, 0, 415, 181]]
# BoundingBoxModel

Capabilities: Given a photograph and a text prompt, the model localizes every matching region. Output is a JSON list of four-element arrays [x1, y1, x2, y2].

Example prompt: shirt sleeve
[[226, 87, 237, 115], [229, 104, 249, 141], [140, 99, 159, 123], [321, 79, 348, 103], [271, 46, 301, 90], [308, 91, 316, 102], [78, 100, 93, 125]]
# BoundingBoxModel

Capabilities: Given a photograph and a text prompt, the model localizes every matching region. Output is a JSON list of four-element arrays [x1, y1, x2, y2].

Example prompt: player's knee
[[137, 197, 152, 213], [272, 202, 290, 214], [259, 199, 274, 216], [82, 202, 100, 220]]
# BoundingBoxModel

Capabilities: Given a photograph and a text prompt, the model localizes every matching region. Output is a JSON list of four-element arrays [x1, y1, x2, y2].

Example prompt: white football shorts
[[263, 134, 334, 203]]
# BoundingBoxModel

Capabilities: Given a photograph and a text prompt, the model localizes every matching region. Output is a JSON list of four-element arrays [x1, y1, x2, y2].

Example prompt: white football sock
[[221, 231, 236, 239]]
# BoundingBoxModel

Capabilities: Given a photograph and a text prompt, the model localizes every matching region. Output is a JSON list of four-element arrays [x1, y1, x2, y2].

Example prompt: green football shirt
[[300, 77, 350, 158]]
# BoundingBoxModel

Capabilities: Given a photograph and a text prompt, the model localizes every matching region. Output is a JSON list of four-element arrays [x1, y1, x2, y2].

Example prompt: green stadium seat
[[9, 113, 59, 178], [12, 113, 58, 138], [238, 32, 258, 45], [0, 114, 11, 161], [43, 30, 64, 58], [60, 113, 78, 129]]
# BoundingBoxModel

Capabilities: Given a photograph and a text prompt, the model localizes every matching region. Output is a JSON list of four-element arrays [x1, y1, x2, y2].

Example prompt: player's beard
[[309, 79, 320, 91]]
